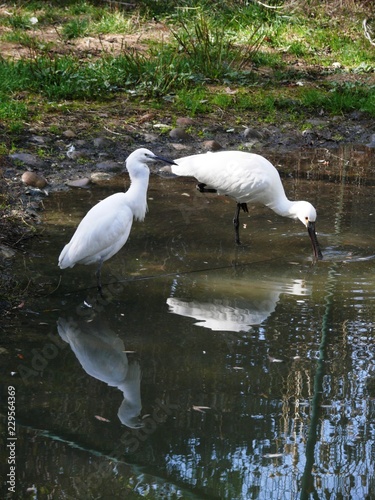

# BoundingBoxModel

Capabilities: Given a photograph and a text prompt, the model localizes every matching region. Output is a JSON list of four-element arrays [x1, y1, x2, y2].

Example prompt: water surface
[[1, 146, 375, 499]]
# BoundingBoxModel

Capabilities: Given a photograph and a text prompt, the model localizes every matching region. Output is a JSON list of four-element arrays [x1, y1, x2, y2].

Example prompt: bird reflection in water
[[167, 277, 311, 332], [57, 316, 143, 429]]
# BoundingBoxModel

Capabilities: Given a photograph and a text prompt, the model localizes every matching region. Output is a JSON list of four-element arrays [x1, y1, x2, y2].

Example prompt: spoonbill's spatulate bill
[[58, 148, 176, 292], [164, 150, 323, 260]]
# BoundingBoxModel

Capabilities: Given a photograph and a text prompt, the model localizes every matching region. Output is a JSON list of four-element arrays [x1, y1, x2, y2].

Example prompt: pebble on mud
[[93, 137, 111, 148], [63, 129, 76, 138], [0, 244, 16, 259], [10, 152, 46, 168], [243, 128, 263, 140], [202, 140, 223, 151], [95, 160, 121, 172], [21, 171, 48, 189], [169, 127, 191, 141], [66, 178, 91, 188], [90, 172, 113, 183], [176, 117, 194, 128]]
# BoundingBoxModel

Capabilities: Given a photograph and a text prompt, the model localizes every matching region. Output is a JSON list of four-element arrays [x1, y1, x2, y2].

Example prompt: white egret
[[162, 150, 323, 260], [58, 148, 176, 292]]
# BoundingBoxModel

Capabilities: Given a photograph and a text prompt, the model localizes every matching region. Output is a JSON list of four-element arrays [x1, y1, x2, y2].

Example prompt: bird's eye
[[305, 216, 309, 221]]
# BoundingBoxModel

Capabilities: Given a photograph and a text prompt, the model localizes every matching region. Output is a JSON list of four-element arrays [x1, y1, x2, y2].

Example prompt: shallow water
[[2, 146, 375, 499]]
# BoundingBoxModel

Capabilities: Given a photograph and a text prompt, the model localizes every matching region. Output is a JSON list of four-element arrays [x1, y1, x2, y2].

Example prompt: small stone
[[169, 127, 191, 141], [202, 140, 222, 151], [143, 133, 159, 143], [243, 128, 263, 140], [29, 135, 46, 144], [95, 160, 121, 172], [366, 134, 375, 148], [21, 171, 48, 188], [0, 244, 16, 259], [176, 117, 194, 128], [171, 143, 191, 152], [66, 178, 91, 188], [90, 172, 113, 183], [63, 129, 76, 138], [138, 112, 155, 124], [67, 149, 88, 160], [93, 137, 110, 148]]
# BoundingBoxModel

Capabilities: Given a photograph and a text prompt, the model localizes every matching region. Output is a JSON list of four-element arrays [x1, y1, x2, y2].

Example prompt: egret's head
[[126, 148, 176, 169]]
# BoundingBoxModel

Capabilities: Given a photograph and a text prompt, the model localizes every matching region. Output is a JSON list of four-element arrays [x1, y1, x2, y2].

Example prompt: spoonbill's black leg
[[196, 183, 217, 193], [233, 203, 248, 245], [96, 258, 104, 297]]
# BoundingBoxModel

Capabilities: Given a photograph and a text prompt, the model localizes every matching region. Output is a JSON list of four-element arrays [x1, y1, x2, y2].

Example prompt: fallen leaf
[[192, 405, 211, 413], [95, 415, 110, 422], [268, 356, 284, 363]]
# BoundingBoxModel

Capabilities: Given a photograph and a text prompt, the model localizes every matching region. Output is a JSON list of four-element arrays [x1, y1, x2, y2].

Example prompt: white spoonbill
[[58, 148, 176, 292], [162, 150, 322, 260]]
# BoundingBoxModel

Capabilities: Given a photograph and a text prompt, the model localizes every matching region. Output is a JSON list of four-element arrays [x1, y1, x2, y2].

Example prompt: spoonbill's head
[[294, 201, 323, 261], [294, 201, 317, 227]]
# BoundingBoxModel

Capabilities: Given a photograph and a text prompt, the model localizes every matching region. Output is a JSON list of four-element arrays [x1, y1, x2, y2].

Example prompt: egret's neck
[[126, 172, 150, 221]]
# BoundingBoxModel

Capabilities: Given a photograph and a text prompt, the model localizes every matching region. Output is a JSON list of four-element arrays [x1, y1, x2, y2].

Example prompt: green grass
[[0, 0, 374, 129]]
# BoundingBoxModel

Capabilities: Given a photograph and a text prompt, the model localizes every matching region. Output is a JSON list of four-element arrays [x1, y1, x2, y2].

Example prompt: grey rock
[[0, 244, 16, 259], [169, 127, 191, 141], [10, 153, 46, 168], [243, 128, 263, 140], [366, 134, 375, 148], [29, 135, 46, 144], [93, 137, 111, 148], [95, 160, 122, 172], [143, 133, 159, 143]]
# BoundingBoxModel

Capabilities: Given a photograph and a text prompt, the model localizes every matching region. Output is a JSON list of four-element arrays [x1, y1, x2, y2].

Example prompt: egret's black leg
[[233, 203, 248, 245], [196, 183, 217, 193], [96, 258, 104, 297]]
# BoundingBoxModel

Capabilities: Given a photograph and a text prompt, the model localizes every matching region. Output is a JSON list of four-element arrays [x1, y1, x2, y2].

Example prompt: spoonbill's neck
[[266, 197, 298, 220]]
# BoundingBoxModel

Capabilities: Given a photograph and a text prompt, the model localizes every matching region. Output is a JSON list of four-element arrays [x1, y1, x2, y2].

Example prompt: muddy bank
[[1, 111, 375, 314], [3, 109, 375, 195]]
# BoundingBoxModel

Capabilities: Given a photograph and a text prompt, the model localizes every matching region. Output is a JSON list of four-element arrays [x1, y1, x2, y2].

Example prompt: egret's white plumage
[[58, 148, 176, 291], [164, 150, 322, 259]]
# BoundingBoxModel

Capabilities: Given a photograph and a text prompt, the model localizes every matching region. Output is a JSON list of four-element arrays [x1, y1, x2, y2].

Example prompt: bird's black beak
[[154, 155, 178, 166], [307, 221, 323, 261]]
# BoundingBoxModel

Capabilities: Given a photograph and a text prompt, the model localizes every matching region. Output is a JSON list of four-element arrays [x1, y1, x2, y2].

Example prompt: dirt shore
[[1, 107, 374, 314]]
